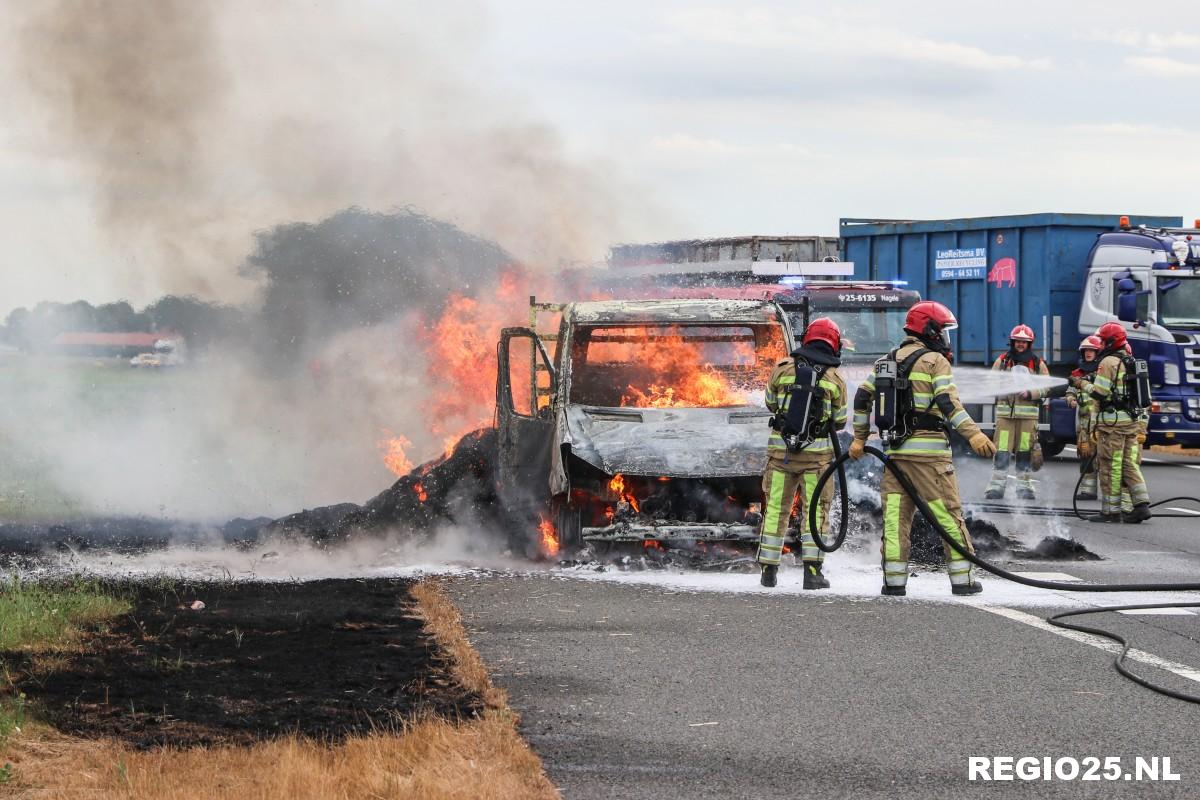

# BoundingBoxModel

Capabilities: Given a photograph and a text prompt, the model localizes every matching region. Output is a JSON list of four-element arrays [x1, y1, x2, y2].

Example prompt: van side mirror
[[1159, 279, 1182, 293], [1117, 278, 1137, 293]]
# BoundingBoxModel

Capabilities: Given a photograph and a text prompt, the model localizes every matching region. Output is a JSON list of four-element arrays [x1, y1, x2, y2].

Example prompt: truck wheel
[[553, 497, 583, 553], [1039, 437, 1065, 459]]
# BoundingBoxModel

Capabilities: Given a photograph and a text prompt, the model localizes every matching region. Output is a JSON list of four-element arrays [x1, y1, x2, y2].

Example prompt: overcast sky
[[1, 0, 1198, 313]]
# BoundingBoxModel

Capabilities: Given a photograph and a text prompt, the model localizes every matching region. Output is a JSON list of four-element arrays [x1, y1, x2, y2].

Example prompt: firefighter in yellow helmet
[[984, 324, 1051, 501], [757, 317, 848, 589], [849, 301, 996, 596], [1067, 334, 1103, 500]]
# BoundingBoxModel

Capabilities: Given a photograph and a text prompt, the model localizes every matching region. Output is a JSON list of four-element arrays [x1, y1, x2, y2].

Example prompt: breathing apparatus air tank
[[872, 356, 900, 441], [777, 363, 822, 451], [1131, 358, 1152, 410]]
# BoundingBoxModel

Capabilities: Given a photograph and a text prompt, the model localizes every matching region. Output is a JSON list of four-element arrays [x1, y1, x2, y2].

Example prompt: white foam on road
[[550, 555, 1200, 610]]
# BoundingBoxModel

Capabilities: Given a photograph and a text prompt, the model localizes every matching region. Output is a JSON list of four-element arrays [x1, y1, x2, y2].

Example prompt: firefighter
[[1122, 342, 1149, 517], [1088, 322, 1151, 523], [984, 324, 1051, 500], [757, 317, 849, 590], [1067, 334, 1103, 500], [849, 301, 997, 596]]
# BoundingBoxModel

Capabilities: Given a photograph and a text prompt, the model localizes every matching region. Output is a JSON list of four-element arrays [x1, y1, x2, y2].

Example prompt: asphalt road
[[448, 451, 1200, 799]]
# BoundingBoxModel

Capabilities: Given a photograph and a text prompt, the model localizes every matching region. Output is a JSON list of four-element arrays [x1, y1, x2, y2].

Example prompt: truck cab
[[1075, 221, 1200, 446]]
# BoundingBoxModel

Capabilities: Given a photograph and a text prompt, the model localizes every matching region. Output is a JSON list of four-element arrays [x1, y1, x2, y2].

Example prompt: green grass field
[[0, 576, 130, 744], [0, 355, 189, 521]]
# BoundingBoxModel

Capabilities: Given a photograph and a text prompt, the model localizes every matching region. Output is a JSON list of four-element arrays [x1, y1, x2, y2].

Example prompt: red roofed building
[[51, 331, 182, 358]]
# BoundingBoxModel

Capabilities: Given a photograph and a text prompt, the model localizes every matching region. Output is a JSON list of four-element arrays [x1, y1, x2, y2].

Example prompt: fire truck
[[596, 236, 920, 371]]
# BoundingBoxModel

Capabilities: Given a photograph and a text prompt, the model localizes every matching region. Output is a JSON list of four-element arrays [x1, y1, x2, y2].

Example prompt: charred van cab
[[496, 298, 789, 553]]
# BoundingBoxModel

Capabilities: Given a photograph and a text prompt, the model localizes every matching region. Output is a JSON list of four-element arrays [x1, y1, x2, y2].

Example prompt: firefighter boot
[[880, 585, 906, 597], [951, 582, 984, 596], [760, 564, 778, 588], [1015, 473, 1036, 501], [802, 562, 830, 590], [1123, 503, 1152, 524], [984, 473, 1007, 501], [1086, 512, 1121, 523]]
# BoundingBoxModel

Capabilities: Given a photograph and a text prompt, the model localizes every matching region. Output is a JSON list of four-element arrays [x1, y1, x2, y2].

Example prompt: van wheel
[[553, 497, 583, 552]]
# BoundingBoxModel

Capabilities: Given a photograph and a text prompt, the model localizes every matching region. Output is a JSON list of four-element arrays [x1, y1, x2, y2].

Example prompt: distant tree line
[[2, 207, 514, 359], [1, 296, 245, 353]]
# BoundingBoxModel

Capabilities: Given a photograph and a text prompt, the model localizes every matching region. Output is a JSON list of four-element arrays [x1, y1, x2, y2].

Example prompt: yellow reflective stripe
[[928, 499, 966, 548], [1111, 448, 1123, 499], [997, 429, 1010, 451], [949, 410, 970, 427], [1019, 431, 1031, 451], [884, 493, 902, 562], [804, 472, 821, 533], [909, 371, 935, 382]]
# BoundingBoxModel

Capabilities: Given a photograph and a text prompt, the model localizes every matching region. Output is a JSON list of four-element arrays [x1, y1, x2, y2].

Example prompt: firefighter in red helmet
[[757, 317, 848, 589], [1087, 323, 1151, 522], [850, 301, 996, 596], [984, 324, 1051, 501]]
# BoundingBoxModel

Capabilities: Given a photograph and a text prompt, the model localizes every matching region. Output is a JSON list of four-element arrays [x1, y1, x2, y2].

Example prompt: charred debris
[[2, 427, 1100, 570]]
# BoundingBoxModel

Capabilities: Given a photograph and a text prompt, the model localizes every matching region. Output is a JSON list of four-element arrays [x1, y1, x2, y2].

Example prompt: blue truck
[[839, 213, 1200, 452]]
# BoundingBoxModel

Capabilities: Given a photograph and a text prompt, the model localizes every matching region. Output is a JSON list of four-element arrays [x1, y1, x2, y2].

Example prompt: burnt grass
[[4, 578, 482, 749]]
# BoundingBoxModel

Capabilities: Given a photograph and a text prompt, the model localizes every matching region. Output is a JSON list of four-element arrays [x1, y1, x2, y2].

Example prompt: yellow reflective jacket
[[991, 352, 1050, 419], [854, 338, 981, 459], [765, 358, 848, 456]]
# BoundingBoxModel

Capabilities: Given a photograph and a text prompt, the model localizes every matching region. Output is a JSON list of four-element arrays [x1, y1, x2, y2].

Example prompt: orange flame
[[538, 516, 560, 557], [597, 325, 780, 409], [379, 268, 544, 477], [608, 474, 641, 512], [379, 431, 414, 477], [413, 482, 428, 502], [643, 539, 664, 551]]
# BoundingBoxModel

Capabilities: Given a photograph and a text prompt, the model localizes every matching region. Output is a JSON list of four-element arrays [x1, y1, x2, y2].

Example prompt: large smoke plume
[[0, 1, 662, 521]]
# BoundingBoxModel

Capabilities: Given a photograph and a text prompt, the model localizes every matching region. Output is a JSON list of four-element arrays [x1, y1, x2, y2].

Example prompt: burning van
[[496, 298, 790, 554]]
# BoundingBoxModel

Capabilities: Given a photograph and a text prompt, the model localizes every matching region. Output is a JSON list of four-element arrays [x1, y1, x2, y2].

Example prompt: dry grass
[[409, 579, 507, 710], [4, 714, 555, 799], [0, 579, 560, 800]]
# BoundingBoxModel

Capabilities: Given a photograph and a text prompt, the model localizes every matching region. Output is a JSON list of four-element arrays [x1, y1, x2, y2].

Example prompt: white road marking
[[1185, 464, 1200, 471], [1167, 507, 1200, 516], [979, 605, 1200, 684], [1141, 457, 1165, 463], [1116, 608, 1196, 616], [1011, 571, 1083, 582]]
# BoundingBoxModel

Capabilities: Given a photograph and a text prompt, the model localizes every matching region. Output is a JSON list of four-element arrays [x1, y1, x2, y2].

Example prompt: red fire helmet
[[1096, 321, 1127, 350], [1078, 334, 1102, 352], [802, 317, 842, 352], [904, 300, 958, 340], [1009, 324, 1035, 343]]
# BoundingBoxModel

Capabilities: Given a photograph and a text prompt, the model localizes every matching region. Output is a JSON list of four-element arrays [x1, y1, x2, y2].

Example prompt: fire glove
[[969, 432, 998, 458], [1137, 432, 1147, 444], [1076, 439, 1093, 459], [848, 438, 866, 460]]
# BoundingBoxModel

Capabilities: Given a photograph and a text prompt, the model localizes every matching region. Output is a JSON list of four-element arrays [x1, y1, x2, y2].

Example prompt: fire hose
[[808, 444, 1200, 704]]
